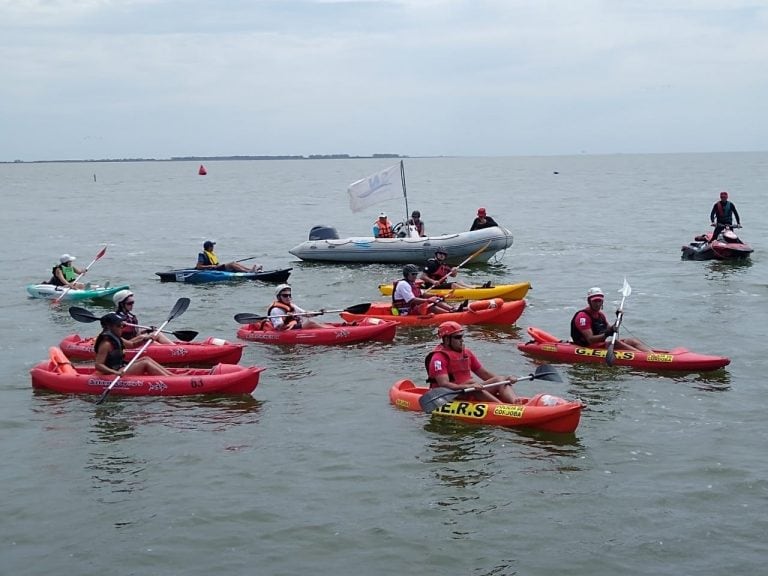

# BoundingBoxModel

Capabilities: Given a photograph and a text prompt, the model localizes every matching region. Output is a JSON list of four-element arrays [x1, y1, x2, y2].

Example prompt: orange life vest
[[374, 218, 394, 238]]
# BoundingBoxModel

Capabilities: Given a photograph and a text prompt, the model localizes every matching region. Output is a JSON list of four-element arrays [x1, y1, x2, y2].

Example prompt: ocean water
[[1, 153, 767, 575]]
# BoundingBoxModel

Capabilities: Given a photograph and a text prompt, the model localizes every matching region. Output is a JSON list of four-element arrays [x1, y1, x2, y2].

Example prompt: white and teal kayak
[[25, 283, 129, 302]]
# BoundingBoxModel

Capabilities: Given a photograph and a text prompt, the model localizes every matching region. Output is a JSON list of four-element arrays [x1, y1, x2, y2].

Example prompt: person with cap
[[406, 210, 426, 237], [425, 321, 519, 403], [570, 287, 650, 352], [48, 254, 86, 289], [196, 240, 262, 272], [268, 284, 332, 331], [93, 313, 172, 376], [709, 191, 742, 243], [392, 264, 461, 315], [372, 213, 395, 238], [113, 290, 174, 344], [420, 247, 472, 289], [469, 207, 500, 231]]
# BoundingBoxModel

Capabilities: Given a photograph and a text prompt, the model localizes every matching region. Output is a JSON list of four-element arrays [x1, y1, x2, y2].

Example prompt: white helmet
[[113, 289, 134, 306], [275, 284, 292, 297], [586, 287, 604, 301]]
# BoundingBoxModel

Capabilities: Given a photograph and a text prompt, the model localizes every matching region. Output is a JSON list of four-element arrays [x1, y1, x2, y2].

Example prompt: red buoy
[[198, 164, 207, 176]]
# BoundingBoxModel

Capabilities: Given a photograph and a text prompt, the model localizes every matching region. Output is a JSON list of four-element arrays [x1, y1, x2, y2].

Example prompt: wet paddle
[[52, 245, 108, 305], [423, 240, 492, 294], [418, 365, 563, 413], [233, 303, 372, 324], [68, 306, 199, 342], [606, 278, 631, 367], [96, 297, 190, 405]]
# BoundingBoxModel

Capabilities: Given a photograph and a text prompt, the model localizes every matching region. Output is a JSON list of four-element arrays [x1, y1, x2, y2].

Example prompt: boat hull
[[340, 298, 525, 327], [389, 380, 582, 433], [378, 281, 531, 301], [681, 231, 753, 261], [237, 319, 397, 345], [59, 335, 245, 366], [26, 284, 130, 301], [155, 267, 292, 284], [289, 226, 513, 264], [518, 327, 730, 372], [31, 348, 263, 396]]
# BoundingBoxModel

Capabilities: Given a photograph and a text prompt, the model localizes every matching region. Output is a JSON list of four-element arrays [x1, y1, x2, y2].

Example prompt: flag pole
[[400, 160, 409, 224]]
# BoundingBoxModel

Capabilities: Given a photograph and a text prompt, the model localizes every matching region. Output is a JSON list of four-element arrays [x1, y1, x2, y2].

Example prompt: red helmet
[[720, 191, 729, 199], [438, 321, 464, 338]]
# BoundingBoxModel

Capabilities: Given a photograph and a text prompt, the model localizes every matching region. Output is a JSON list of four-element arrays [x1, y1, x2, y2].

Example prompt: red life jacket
[[374, 219, 395, 238], [424, 344, 472, 387], [392, 279, 422, 313], [267, 300, 302, 328]]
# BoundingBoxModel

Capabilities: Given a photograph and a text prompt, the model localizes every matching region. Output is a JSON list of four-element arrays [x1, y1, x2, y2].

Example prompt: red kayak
[[518, 327, 730, 372], [59, 334, 245, 366], [340, 298, 525, 327], [389, 379, 582, 433], [31, 347, 264, 396], [237, 318, 397, 345]]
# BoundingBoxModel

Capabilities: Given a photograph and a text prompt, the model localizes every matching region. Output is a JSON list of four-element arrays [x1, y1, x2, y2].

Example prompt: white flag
[[347, 163, 403, 213]]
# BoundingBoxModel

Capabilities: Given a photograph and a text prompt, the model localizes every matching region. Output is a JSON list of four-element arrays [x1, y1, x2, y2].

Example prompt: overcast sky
[[2, 0, 767, 161]]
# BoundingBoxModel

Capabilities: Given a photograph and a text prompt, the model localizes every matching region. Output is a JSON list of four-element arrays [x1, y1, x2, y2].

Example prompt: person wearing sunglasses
[[113, 290, 174, 345], [268, 284, 331, 331], [93, 313, 172, 377], [425, 321, 518, 403]]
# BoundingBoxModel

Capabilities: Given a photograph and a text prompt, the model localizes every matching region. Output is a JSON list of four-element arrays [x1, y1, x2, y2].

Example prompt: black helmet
[[434, 246, 448, 255], [100, 312, 124, 328], [403, 264, 420, 277]]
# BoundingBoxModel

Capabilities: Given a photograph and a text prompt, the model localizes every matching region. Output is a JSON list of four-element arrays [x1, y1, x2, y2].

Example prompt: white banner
[[347, 163, 403, 213]]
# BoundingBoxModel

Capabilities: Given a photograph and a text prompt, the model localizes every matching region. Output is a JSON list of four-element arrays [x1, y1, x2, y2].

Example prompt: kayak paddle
[[418, 365, 563, 413], [96, 297, 190, 405], [69, 306, 199, 342], [233, 302, 372, 324], [606, 278, 631, 367]]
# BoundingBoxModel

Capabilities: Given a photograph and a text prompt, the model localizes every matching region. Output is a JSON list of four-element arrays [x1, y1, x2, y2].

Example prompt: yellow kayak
[[378, 281, 531, 301]]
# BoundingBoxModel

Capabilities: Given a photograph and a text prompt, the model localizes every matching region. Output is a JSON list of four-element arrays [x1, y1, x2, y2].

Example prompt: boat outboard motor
[[309, 225, 340, 241]]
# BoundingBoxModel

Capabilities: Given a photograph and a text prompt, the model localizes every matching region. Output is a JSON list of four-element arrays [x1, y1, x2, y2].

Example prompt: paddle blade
[[531, 364, 563, 383], [234, 312, 266, 324], [606, 343, 617, 367], [620, 278, 632, 298], [419, 387, 460, 413], [172, 330, 198, 342], [168, 298, 190, 321], [343, 303, 372, 315], [68, 306, 99, 323], [94, 245, 108, 261]]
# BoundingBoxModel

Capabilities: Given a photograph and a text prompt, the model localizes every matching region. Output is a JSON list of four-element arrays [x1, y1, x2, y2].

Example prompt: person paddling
[[268, 284, 332, 330], [420, 247, 472, 289], [93, 313, 172, 376], [570, 287, 650, 352], [113, 290, 174, 345], [196, 240, 262, 272], [392, 265, 462, 315], [48, 254, 86, 289]]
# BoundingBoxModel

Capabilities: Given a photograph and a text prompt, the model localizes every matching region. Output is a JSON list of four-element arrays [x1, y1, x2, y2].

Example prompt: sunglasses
[[125, 300, 135, 305], [451, 334, 464, 340], [280, 293, 292, 298]]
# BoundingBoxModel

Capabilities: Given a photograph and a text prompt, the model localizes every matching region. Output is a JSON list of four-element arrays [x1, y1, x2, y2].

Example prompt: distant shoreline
[[3, 153, 408, 164]]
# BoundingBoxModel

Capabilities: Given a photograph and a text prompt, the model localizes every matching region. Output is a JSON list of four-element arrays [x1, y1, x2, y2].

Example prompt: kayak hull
[[378, 281, 531, 301], [59, 334, 245, 366], [518, 327, 730, 372], [237, 319, 397, 345], [155, 267, 292, 284], [289, 226, 513, 264], [340, 298, 525, 327], [389, 380, 582, 433], [31, 348, 263, 396], [26, 284, 130, 302]]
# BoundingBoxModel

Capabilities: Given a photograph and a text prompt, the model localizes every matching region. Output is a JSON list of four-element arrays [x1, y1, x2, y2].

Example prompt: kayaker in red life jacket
[[372, 213, 395, 238], [196, 240, 262, 272], [469, 207, 500, 231], [48, 254, 86, 289], [420, 247, 472, 289], [709, 191, 742, 243], [392, 265, 457, 315], [570, 288, 650, 352], [113, 289, 174, 345], [268, 284, 332, 331], [93, 313, 172, 376], [425, 321, 518, 402]]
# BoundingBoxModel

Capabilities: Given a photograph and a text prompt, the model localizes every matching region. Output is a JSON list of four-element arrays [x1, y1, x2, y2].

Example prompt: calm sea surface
[[1, 154, 767, 575]]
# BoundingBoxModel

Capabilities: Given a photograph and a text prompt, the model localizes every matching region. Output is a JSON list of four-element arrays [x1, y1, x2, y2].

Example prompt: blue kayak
[[155, 267, 292, 284]]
